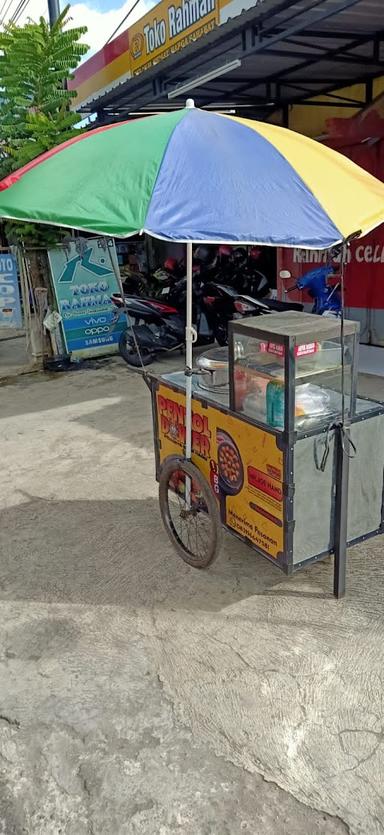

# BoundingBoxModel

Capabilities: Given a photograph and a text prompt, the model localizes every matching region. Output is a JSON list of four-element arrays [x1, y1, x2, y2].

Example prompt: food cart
[[150, 311, 384, 597], [1, 102, 384, 599]]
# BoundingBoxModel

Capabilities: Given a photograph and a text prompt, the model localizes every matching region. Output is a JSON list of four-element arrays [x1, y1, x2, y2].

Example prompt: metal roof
[[84, 0, 384, 123]]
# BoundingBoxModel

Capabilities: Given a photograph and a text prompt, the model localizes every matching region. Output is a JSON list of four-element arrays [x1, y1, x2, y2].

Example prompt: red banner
[[278, 139, 384, 309]]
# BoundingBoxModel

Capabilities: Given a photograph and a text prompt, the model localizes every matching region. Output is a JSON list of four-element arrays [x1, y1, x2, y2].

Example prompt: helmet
[[233, 247, 247, 263], [194, 245, 211, 264], [249, 247, 261, 260], [164, 257, 178, 272], [218, 245, 231, 257]]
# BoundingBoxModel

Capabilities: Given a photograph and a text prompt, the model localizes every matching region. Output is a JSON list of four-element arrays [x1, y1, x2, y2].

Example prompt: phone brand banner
[[0, 252, 22, 329], [48, 238, 125, 358]]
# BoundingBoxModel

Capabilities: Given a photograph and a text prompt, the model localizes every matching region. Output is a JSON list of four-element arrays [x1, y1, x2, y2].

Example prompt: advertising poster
[[48, 238, 125, 358], [155, 383, 284, 560], [0, 252, 22, 329]]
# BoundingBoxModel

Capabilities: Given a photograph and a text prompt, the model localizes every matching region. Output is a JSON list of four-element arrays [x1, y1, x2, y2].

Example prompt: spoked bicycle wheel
[[159, 456, 222, 568]]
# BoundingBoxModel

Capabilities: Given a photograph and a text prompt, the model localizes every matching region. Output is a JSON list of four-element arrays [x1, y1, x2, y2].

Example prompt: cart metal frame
[[149, 312, 384, 598]]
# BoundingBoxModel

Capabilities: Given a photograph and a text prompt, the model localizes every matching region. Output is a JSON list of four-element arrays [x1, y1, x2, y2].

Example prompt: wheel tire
[[118, 331, 154, 367], [159, 456, 222, 569]]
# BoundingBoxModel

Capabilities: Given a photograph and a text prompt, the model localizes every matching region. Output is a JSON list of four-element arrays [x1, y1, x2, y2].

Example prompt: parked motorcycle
[[231, 246, 271, 299], [120, 266, 150, 297], [149, 256, 187, 297], [111, 274, 284, 368], [198, 244, 271, 299], [124, 245, 274, 305], [282, 263, 341, 317]]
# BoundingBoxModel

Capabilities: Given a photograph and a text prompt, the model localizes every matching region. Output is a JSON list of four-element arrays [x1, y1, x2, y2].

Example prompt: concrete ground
[[0, 355, 384, 834], [0, 328, 35, 380]]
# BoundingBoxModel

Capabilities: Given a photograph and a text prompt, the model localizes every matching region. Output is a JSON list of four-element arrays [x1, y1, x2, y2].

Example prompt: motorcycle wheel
[[118, 331, 155, 367], [159, 456, 222, 569]]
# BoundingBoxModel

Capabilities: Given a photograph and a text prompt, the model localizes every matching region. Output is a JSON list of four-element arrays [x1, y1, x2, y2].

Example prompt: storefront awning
[[74, 0, 384, 125]]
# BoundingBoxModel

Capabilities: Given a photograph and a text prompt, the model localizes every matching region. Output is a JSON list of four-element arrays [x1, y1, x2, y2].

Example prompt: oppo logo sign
[[85, 325, 110, 335]]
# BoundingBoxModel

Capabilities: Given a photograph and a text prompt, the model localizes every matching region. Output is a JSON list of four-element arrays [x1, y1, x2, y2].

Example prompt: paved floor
[[0, 328, 34, 379], [0, 356, 383, 834]]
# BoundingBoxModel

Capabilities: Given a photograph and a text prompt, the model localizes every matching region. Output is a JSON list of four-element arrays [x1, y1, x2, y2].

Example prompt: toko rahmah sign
[[48, 238, 125, 358]]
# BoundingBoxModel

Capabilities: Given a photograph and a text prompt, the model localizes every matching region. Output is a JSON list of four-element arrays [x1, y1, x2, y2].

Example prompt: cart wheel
[[159, 456, 222, 569]]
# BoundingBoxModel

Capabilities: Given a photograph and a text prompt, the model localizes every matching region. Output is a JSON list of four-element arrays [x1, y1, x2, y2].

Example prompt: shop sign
[[0, 252, 22, 329], [278, 220, 384, 311], [48, 238, 125, 358], [70, 0, 260, 106], [130, 0, 218, 75]]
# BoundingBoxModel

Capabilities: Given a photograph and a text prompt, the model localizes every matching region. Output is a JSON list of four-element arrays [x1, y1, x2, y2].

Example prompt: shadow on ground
[[0, 496, 291, 611], [1, 495, 381, 615]]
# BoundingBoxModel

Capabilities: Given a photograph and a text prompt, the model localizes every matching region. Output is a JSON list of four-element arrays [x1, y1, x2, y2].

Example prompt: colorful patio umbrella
[[1, 100, 384, 463], [1, 101, 384, 249]]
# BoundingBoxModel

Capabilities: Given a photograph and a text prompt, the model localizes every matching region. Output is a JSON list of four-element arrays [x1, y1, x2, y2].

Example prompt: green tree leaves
[[0, 5, 88, 242]]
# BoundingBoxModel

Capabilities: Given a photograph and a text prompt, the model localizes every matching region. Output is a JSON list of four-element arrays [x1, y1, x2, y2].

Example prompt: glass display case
[[229, 311, 359, 434]]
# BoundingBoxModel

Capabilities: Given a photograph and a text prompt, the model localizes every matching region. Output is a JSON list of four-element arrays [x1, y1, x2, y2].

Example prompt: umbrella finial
[[186, 98, 195, 109]]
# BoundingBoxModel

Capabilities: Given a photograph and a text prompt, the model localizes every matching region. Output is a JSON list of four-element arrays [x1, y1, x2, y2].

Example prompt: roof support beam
[[233, 28, 383, 98], [242, 0, 363, 58], [280, 81, 364, 104], [258, 45, 384, 68]]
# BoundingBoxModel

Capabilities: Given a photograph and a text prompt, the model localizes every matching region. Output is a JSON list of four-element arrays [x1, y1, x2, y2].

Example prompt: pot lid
[[197, 347, 229, 371]]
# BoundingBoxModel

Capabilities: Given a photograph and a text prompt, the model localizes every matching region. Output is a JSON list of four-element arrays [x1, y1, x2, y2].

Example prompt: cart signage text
[[155, 383, 284, 560], [158, 393, 211, 457]]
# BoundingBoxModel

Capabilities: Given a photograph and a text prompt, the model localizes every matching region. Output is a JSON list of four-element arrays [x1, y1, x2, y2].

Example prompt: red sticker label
[[247, 467, 283, 502]]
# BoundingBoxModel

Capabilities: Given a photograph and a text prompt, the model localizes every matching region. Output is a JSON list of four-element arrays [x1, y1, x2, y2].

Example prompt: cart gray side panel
[[347, 414, 384, 543], [293, 414, 384, 564], [293, 433, 336, 564]]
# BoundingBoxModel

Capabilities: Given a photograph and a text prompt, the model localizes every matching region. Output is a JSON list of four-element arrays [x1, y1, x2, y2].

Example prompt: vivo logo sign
[[84, 316, 108, 325]]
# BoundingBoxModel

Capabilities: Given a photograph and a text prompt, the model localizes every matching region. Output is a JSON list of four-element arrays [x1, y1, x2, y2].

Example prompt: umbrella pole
[[184, 101, 196, 465], [185, 241, 194, 461]]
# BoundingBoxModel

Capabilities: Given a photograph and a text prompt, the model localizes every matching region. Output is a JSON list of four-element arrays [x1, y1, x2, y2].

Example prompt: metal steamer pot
[[197, 347, 229, 391], [197, 341, 246, 391]]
